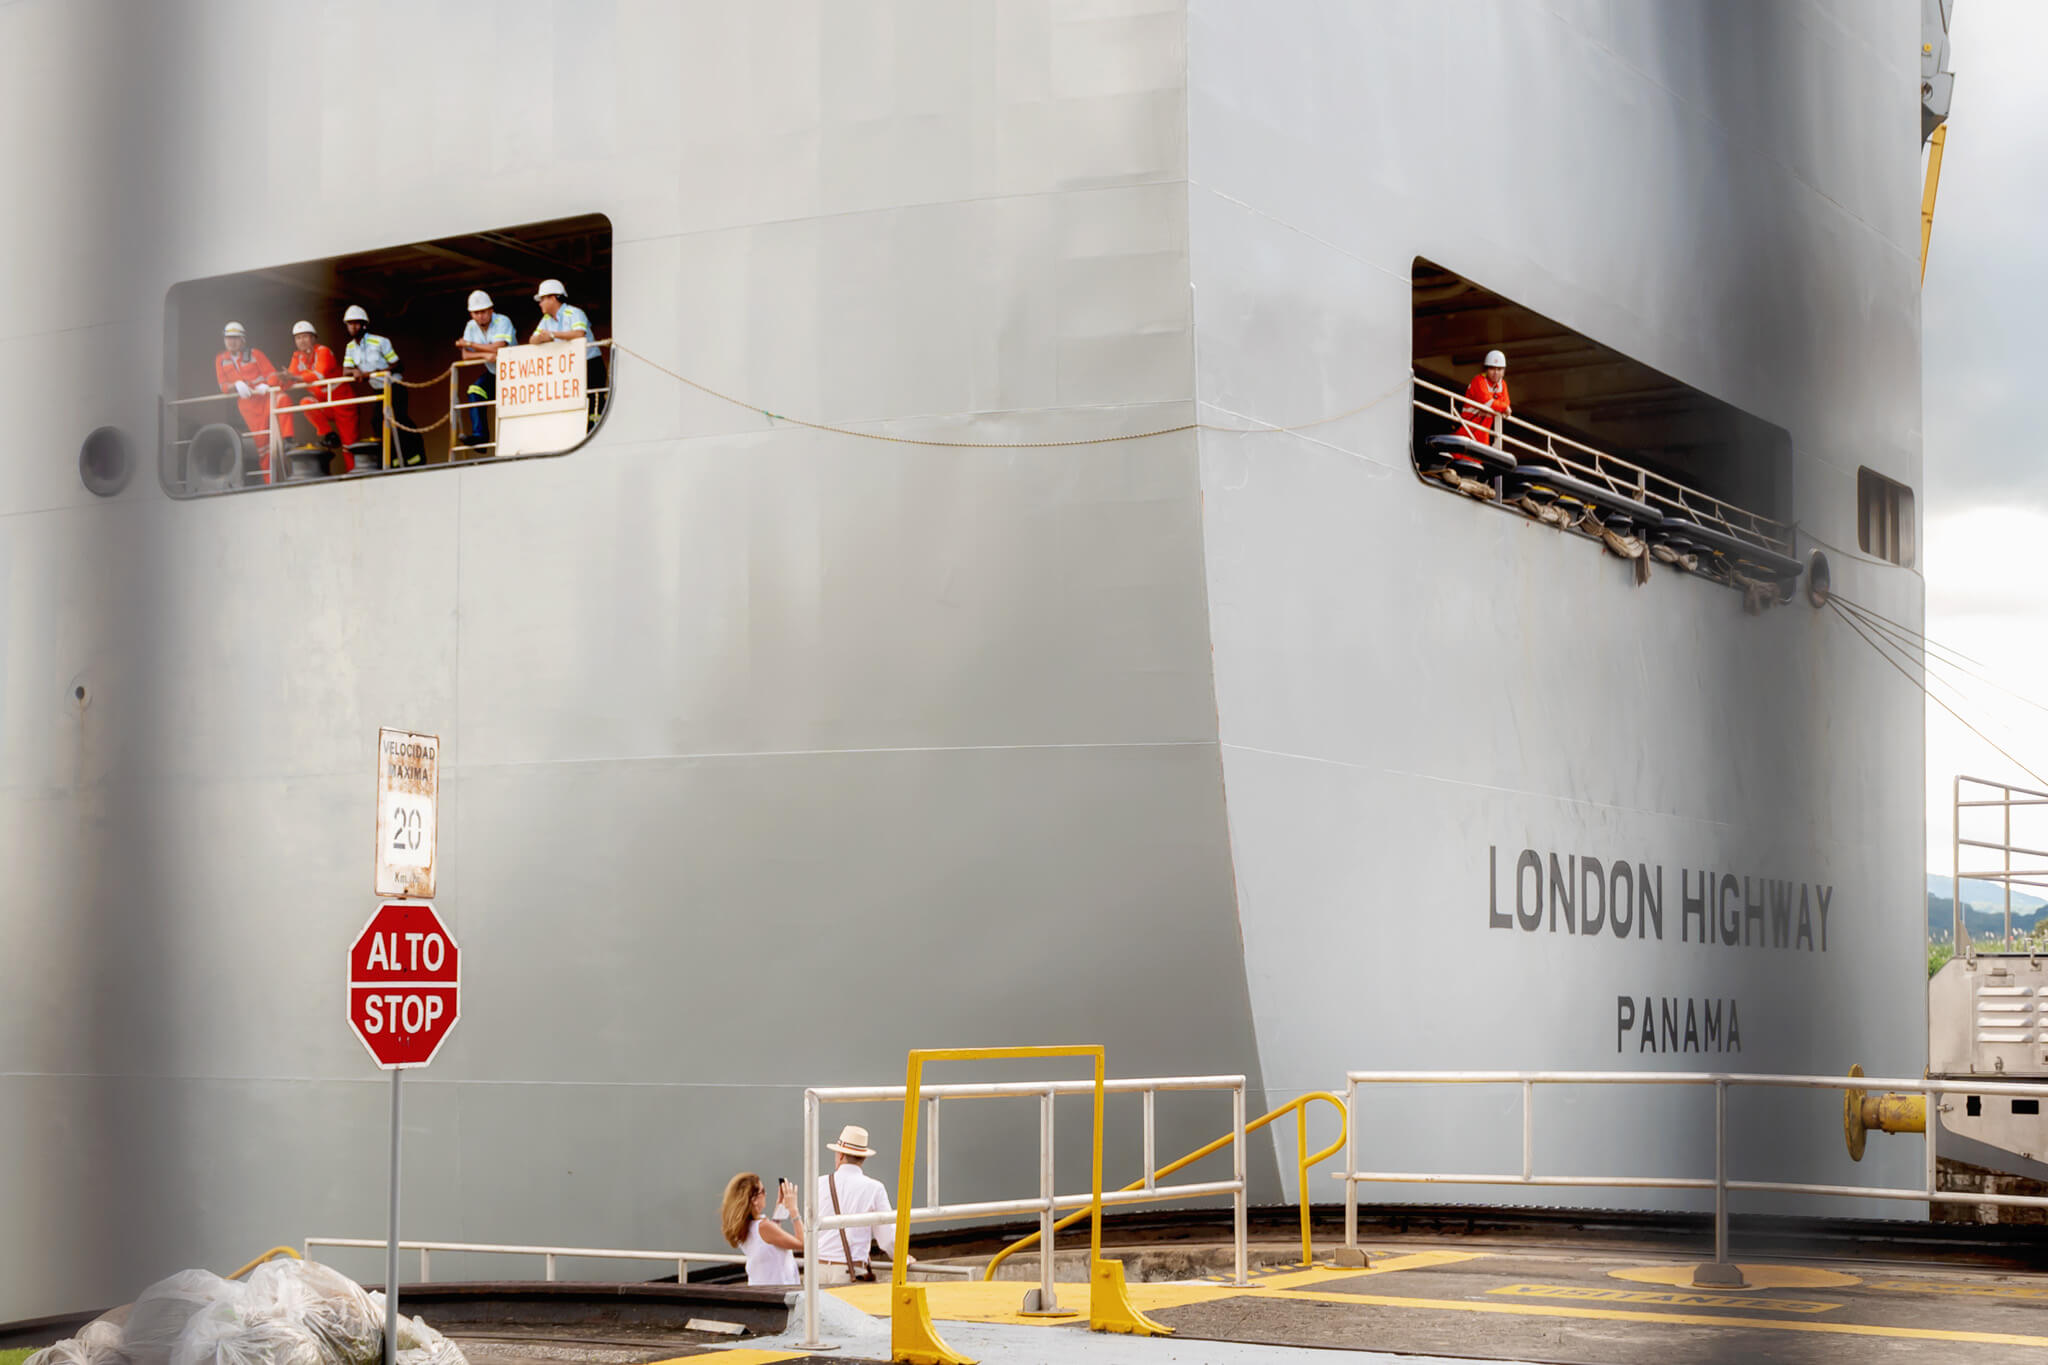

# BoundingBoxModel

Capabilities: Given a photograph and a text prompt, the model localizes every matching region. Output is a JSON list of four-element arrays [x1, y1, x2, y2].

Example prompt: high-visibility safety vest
[[344, 333, 401, 389]]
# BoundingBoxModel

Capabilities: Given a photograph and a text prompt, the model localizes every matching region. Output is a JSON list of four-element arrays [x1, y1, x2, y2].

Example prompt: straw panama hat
[[828, 1125, 878, 1158]]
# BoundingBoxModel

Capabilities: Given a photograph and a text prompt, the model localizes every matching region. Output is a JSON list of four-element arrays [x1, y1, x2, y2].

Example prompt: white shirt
[[816, 1163, 897, 1264], [741, 1212, 798, 1285]]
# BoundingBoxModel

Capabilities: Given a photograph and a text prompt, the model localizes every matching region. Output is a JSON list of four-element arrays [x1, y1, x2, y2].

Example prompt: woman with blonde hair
[[720, 1172, 805, 1285]]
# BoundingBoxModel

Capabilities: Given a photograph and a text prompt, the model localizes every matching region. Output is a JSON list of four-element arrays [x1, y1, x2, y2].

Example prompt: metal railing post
[[1689, 1078, 1747, 1288], [543, 1253, 556, 1282], [1038, 1088, 1058, 1310], [1296, 1099, 1312, 1265], [801, 1089, 823, 1349], [1521, 1080, 1534, 1182], [419, 1248, 430, 1283], [1955, 775, 1965, 955], [1343, 1077, 1357, 1251], [1232, 1081, 1248, 1287], [1142, 1090, 1156, 1192], [381, 384, 393, 471], [928, 1097, 941, 1209], [677, 1257, 687, 1284], [2005, 789, 2014, 949], [1714, 1081, 1728, 1262], [1924, 1081, 1939, 1211]]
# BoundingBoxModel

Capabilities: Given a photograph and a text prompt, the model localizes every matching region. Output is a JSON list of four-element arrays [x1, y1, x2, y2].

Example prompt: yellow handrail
[[225, 1246, 302, 1280], [983, 1090, 1346, 1279]]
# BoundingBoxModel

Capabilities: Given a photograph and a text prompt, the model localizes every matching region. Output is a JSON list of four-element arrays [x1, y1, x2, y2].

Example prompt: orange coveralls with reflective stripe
[[285, 343, 360, 469], [1459, 373, 1510, 446], [215, 347, 291, 468]]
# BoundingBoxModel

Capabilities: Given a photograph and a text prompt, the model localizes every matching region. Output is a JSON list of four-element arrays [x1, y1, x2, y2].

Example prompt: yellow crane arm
[[1921, 123, 1947, 285]]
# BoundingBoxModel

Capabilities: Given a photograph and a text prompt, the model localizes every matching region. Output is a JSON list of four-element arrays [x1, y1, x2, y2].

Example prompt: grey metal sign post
[[386, 1068, 402, 1365]]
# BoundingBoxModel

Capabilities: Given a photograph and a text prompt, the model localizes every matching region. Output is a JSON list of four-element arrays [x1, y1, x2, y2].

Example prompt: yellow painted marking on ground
[[1247, 1285, 2048, 1348], [828, 1279, 1246, 1326], [1249, 1250, 1483, 1290], [1609, 1262, 1859, 1290], [1490, 1282, 1841, 1315], [644, 1351, 809, 1365], [1866, 1277, 2048, 1302]]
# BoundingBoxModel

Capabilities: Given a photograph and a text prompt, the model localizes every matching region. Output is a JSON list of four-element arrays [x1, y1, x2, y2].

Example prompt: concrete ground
[[430, 1228, 2048, 1365], [639, 1236, 2048, 1365]]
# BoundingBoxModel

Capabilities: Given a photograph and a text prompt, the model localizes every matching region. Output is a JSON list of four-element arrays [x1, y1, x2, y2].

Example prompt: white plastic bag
[[361, 1301, 467, 1365], [124, 1271, 246, 1365], [267, 1261, 381, 1365], [24, 1318, 124, 1365], [174, 1308, 324, 1365]]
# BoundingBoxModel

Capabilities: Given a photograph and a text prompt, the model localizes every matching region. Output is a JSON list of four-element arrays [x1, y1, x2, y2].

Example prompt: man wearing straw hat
[[815, 1125, 914, 1285]]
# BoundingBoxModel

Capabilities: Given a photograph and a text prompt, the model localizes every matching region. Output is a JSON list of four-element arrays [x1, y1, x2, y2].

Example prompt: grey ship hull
[[1, 0, 1926, 1320]]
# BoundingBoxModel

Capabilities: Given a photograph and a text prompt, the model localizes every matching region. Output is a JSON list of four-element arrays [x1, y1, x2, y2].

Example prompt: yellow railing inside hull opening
[[983, 1090, 1346, 1281], [891, 1045, 1170, 1365]]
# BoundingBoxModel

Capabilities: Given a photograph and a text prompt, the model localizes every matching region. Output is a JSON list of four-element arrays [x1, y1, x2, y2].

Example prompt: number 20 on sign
[[375, 727, 438, 898]]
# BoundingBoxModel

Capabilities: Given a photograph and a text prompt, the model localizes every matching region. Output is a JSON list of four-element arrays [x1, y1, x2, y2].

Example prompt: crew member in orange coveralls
[[1459, 348, 1511, 446], [283, 319, 359, 473], [215, 321, 288, 476]]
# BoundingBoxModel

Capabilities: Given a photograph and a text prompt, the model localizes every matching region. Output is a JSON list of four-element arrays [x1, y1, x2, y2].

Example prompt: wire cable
[[1833, 595, 2048, 720], [612, 343, 1408, 450], [1829, 590, 1986, 667], [1827, 599, 2048, 789]]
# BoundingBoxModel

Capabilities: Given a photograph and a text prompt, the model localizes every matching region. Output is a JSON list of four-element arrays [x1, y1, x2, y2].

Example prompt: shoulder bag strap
[[826, 1167, 861, 1270]]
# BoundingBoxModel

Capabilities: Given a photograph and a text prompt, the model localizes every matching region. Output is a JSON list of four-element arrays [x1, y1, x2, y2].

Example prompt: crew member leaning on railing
[[528, 277, 605, 426], [342, 305, 420, 468], [457, 290, 517, 448], [284, 319, 358, 474], [1460, 348, 1511, 446], [215, 320, 288, 478]]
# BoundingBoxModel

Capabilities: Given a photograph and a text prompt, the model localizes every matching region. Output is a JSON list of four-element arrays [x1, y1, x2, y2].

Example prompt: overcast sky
[[1919, 1, 2048, 876]]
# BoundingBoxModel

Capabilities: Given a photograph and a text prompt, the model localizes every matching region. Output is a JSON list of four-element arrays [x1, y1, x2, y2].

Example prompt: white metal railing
[[163, 339, 612, 489], [801, 1073, 1247, 1349], [1411, 373, 1793, 556], [1953, 774, 2048, 950], [1338, 1070, 2048, 1280], [303, 1237, 741, 1284]]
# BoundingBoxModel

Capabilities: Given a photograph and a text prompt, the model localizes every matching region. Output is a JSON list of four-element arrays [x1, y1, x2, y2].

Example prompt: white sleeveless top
[[742, 1216, 798, 1285]]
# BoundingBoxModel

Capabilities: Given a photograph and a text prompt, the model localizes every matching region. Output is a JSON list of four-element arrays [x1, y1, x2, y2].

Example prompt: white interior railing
[[1336, 1070, 2048, 1284], [302, 1237, 740, 1284], [1412, 374, 1793, 556]]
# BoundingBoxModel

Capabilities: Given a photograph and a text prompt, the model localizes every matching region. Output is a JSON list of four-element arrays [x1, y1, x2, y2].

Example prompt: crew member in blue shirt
[[341, 304, 421, 468], [529, 278, 606, 426], [457, 289, 518, 448]]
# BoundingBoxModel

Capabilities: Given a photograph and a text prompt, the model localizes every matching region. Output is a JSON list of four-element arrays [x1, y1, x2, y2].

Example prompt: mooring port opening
[[1409, 258, 1796, 577], [161, 214, 612, 496]]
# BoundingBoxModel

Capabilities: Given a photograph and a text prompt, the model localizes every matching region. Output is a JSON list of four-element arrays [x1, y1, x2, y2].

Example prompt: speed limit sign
[[375, 728, 439, 898]]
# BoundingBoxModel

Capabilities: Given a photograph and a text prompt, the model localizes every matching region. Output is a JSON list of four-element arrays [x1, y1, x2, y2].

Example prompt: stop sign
[[349, 903, 460, 1068]]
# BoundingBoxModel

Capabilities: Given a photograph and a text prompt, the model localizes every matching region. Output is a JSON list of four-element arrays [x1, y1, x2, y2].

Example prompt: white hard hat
[[222, 321, 246, 337], [467, 290, 494, 311], [1484, 349, 1507, 369], [533, 278, 567, 301], [292, 319, 316, 336], [343, 304, 369, 323]]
